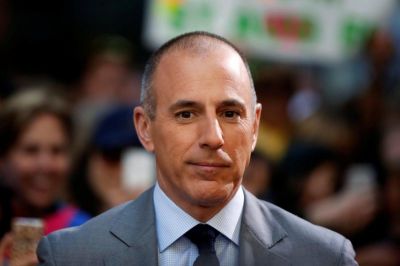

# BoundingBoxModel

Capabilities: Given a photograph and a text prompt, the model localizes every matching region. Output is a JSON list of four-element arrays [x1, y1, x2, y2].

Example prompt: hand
[[0, 233, 38, 266], [305, 187, 378, 235], [0, 233, 12, 266], [356, 243, 400, 266]]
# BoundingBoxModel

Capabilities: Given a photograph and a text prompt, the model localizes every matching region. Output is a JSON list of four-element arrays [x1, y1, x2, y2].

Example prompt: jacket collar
[[104, 187, 290, 266], [239, 189, 290, 266], [105, 187, 158, 266]]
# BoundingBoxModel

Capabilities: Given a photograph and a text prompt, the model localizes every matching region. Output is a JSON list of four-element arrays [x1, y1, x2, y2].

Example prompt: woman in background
[[0, 89, 90, 265]]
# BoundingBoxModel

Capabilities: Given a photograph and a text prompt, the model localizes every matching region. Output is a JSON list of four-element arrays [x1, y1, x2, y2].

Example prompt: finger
[[10, 253, 39, 266], [0, 233, 13, 251], [0, 233, 14, 264]]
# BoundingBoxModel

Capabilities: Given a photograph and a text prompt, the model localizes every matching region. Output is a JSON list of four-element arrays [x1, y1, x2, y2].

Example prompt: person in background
[[282, 111, 381, 242], [70, 35, 142, 158], [355, 114, 400, 265], [70, 105, 154, 216], [254, 67, 296, 163], [0, 89, 90, 265]]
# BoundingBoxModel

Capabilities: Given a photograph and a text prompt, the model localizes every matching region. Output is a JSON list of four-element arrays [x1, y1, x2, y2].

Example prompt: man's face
[[135, 45, 261, 217]]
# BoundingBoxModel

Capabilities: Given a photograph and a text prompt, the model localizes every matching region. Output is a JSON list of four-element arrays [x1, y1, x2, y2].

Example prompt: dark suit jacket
[[37, 188, 358, 265]]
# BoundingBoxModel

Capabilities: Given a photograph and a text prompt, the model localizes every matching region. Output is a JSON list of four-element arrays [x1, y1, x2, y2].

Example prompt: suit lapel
[[101, 187, 291, 266], [239, 190, 291, 266], [104, 188, 159, 266]]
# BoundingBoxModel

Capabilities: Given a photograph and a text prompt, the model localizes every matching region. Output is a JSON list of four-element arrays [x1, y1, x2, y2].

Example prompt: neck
[[182, 204, 223, 223], [158, 182, 239, 223]]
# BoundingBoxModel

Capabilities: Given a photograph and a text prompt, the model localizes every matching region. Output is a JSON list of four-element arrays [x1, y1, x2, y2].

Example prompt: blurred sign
[[143, 0, 395, 63]]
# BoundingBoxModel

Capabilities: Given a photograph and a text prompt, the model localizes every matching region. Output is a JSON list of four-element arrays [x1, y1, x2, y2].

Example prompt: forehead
[[19, 114, 64, 138], [152, 45, 252, 105]]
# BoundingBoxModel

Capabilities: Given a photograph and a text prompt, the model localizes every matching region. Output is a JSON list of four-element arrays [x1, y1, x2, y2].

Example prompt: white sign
[[143, 0, 395, 63]]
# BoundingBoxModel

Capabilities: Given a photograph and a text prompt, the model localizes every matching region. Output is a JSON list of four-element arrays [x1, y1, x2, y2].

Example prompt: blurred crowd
[[245, 28, 400, 265], [0, 1, 400, 265]]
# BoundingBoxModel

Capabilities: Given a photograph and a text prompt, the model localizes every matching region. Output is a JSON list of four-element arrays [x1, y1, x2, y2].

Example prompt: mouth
[[29, 175, 54, 194], [187, 161, 230, 171]]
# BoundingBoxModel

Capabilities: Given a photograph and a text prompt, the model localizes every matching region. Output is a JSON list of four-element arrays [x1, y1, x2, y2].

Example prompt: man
[[37, 31, 357, 265]]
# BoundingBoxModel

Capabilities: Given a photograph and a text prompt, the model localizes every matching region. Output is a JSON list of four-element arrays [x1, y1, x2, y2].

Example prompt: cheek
[[53, 155, 70, 176], [225, 127, 253, 174], [7, 153, 37, 183], [233, 123, 254, 157], [154, 125, 194, 160], [2, 159, 35, 198], [233, 148, 251, 177]]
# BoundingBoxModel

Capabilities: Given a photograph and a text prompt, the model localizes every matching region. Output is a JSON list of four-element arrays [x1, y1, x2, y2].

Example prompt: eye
[[224, 111, 237, 118], [21, 144, 40, 155], [222, 110, 240, 120], [51, 145, 68, 156], [176, 111, 194, 120]]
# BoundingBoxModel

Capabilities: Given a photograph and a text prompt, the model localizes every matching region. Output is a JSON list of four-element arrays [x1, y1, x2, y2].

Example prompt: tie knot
[[185, 224, 219, 254]]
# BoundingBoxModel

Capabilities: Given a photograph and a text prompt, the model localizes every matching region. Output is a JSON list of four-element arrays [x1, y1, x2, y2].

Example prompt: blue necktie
[[185, 224, 220, 266]]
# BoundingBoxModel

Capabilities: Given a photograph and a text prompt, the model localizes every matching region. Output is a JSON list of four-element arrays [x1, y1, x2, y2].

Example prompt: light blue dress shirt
[[153, 183, 244, 266]]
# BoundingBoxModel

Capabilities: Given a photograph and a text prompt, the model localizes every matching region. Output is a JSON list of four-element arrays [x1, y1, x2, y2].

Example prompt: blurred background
[[0, 0, 400, 265]]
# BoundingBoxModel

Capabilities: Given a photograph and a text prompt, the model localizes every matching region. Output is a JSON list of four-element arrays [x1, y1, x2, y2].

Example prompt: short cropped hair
[[0, 89, 73, 157], [141, 31, 256, 119]]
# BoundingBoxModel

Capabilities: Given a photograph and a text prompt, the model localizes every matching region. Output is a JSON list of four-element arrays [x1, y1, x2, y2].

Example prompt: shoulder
[[37, 188, 155, 265], [265, 201, 348, 248], [242, 190, 357, 265], [45, 200, 130, 241], [38, 201, 131, 264]]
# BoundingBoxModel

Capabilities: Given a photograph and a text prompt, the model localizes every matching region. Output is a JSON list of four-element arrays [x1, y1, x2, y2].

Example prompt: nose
[[37, 150, 56, 173], [199, 117, 224, 150]]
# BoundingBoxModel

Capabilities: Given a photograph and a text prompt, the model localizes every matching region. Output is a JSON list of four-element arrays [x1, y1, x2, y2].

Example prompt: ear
[[251, 103, 262, 151], [133, 106, 155, 152]]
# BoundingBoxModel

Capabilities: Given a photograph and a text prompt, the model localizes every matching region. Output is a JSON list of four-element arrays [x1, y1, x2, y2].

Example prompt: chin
[[26, 195, 55, 210], [192, 184, 235, 207]]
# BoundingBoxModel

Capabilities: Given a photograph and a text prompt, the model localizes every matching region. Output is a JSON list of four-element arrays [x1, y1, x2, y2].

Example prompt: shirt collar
[[153, 183, 244, 252]]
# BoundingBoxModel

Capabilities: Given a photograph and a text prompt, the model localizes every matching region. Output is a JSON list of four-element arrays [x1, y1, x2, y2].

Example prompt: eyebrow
[[168, 98, 247, 113], [219, 99, 246, 109], [168, 100, 203, 112]]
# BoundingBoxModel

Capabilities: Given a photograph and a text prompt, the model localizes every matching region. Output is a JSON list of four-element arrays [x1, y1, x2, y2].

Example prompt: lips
[[26, 174, 60, 197], [188, 162, 230, 167], [186, 161, 231, 174], [189, 162, 229, 168]]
